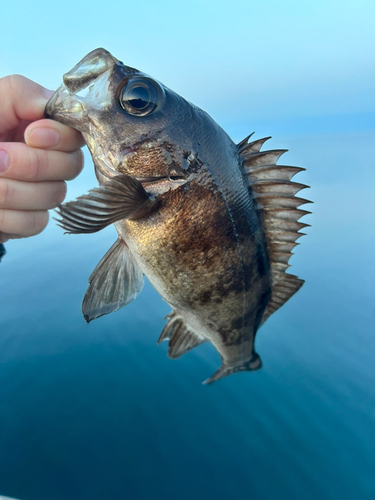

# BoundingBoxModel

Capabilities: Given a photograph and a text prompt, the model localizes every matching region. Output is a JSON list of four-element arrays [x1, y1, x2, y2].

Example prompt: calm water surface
[[0, 131, 374, 500]]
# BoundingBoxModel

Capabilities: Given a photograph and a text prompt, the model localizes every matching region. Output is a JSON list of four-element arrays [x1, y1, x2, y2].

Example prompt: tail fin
[[202, 352, 262, 385]]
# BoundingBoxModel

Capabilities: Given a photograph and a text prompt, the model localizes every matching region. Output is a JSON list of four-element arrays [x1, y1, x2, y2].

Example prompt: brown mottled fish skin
[[121, 136, 271, 367], [46, 48, 307, 383]]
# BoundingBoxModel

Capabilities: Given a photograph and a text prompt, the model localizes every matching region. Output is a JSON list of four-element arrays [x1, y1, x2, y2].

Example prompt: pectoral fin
[[55, 174, 159, 234], [82, 238, 144, 322]]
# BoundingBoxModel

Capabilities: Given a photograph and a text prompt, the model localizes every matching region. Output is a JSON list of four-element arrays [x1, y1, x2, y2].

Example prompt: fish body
[[45, 49, 310, 383]]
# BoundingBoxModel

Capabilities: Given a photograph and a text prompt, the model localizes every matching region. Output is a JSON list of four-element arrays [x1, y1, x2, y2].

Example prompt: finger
[[0, 143, 84, 181], [0, 231, 24, 243], [25, 119, 85, 152], [0, 75, 53, 135], [0, 178, 67, 210], [0, 209, 49, 238], [0, 233, 10, 243]]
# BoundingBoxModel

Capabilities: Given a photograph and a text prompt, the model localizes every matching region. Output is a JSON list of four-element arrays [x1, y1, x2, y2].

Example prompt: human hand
[[0, 75, 85, 243]]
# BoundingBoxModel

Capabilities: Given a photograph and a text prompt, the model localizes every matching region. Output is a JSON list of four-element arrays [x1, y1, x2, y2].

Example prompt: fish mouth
[[61, 48, 118, 94], [45, 48, 119, 124]]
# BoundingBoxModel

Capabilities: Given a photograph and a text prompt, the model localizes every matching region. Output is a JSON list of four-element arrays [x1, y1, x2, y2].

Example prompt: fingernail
[[0, 150, 10, 172], [26, 128, 60, 148]]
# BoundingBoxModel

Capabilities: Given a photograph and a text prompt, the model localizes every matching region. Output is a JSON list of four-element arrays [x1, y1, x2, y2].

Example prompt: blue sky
[[0, 0, 374, 136]]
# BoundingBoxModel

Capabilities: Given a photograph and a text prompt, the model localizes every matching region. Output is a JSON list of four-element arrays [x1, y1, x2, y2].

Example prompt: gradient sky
[[0, 0, 373, 135]]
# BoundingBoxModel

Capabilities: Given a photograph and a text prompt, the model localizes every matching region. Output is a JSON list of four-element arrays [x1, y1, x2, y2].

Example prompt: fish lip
[[62, 48, 118, 94], [44, 81, 89, 126], [45, 82, 70, 119]]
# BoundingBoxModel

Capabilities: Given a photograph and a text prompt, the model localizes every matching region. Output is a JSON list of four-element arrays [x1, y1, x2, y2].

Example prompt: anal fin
[[82, 238, 144, 322], [203, 352, 262, 385], [158, 311, 207, 359]]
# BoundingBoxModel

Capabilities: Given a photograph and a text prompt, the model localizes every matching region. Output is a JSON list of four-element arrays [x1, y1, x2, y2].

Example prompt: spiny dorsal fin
[[158, 311, 206, 359], [238, 133, 272, 154], [237, 134, 311, 323]]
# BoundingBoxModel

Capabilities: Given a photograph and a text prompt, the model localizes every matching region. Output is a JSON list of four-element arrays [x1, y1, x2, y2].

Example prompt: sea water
[[0, 130, 374, 500]]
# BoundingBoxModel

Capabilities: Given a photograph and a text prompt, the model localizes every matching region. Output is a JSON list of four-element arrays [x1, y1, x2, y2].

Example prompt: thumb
[[0, 75, 54, 135]]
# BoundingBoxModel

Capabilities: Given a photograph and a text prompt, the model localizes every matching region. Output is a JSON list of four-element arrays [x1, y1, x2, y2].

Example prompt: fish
[[45, 48, 310, 384]]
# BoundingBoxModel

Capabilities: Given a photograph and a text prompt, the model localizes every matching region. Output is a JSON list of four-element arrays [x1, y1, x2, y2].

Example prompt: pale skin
[[0, 75, 85, 244]]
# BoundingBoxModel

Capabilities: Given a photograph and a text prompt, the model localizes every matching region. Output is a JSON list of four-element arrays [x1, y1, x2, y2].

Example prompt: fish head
[[45, 48, 202, 183]]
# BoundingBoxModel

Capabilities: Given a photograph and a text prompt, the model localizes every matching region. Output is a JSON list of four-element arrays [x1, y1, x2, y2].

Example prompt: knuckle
[[0, 208, 49, 237], [30, 210, 49, 235], [5, 74, 28, 94], [67, 149, 84, 179], [0, 179, 10, 208], [28, 148, 47, 180], [0, 75, 12, 94], [52, 181, 67, 206]]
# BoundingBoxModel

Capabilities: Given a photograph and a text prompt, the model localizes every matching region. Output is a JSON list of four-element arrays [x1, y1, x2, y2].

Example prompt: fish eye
[[118, 77, 163, 116]]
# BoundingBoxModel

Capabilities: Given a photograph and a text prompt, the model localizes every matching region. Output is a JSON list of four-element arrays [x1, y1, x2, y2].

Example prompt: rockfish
[[45, 48, 310, 384]]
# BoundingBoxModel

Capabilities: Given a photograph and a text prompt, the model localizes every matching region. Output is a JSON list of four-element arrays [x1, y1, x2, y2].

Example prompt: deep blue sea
[[0, 129, 374, 500]]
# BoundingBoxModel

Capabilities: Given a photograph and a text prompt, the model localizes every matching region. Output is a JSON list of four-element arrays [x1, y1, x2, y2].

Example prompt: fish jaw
[[61, 48, 119, 94], [45, 67, 127, 183], [44, 48, 121, 133], [45, 48, 146, 180]]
